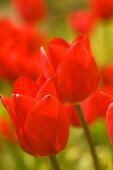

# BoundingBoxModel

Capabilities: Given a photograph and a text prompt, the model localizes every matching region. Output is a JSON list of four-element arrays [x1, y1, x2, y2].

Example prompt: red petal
[[12, 94, 35, 127], [36, 78, 57, 100], [25, 95, 69, 156], [39, 47, 55, 77], [57, 41, 99, 102], [101, 64, 113, 86], [48, 38, 69, 48], [81, 97, 97, 124], [12, 76, 38, 98], [48, 38, 69, 71], [106, 103, 113, 145], [91, 91, 113, 118], [36, 76, 46, 90], [63, 104, 81, 126], [74, 35, 91, 51], [0, 96, 19, 130]]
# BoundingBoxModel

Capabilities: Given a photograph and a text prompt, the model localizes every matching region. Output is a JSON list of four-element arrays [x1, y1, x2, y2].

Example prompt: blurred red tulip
[[68, 10, 96, 34], [0, 19, 46, 81], [12, 0, 46, 24], [82, 91, 113, 119], [101, 64, 113, 86], [1, 76, 69, 156], [40, 35, 99, 103], [0, 117, 16, 143], [89, 0, 113, 20], [106, 103, 113, 145]]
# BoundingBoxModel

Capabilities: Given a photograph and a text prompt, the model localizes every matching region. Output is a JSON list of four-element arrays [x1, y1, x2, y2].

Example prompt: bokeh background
[[0, 0, 113, 170]]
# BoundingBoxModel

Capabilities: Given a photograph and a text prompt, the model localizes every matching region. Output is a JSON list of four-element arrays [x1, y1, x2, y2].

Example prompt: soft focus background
[[0, 0, 113, 170]]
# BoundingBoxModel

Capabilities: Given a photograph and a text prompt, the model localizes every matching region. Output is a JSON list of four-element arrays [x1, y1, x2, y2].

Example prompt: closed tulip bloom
[[12, 0, 46, 23], [1, 76, 69, 156], [106, 103, 113, 145], [68, 10, 96, 34], [89, 0, 113, 20], [40, 35, 99, 103]]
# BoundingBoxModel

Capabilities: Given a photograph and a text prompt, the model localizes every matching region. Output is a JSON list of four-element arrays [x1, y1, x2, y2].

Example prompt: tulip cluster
[[0, 0, 113, 170], [0, 33, 100, 157], [0, 19, 46, 81]]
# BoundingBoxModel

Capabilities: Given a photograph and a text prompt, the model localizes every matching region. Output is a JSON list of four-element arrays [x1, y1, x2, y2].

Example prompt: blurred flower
[[89, 0, 113, 20], [68, 10, 96, 34], [0, 19, 46, 81], [40, 35, 99, 103], [101, 64, 113, 86], [82, 91, 113, 119], [1, 76, 69, 156], [12, 0, 46, 24], [0, 116, 16, 143]]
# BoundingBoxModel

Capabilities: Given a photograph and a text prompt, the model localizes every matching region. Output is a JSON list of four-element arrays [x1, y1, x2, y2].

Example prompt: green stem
[[76, 104, 100, 170], [49, 156, 61, 170]]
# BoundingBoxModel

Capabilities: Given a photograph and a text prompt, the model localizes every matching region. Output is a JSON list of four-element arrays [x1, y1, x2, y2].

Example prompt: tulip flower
[[101, 64, 113, 86], [12, 0, 46, 24], [0, 19, 45, 81], [40, 35, 99, 103], [1, 76, 69, 156], [68, 10, 96, 34], [0, 117, 16, 143], [106, 103, 113, 145], [81, 90, 113, 120], [89, 0, 113, 20]]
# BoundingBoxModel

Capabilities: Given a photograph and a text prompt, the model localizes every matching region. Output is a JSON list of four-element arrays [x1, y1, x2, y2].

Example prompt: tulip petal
[[75, 35, 91, 51], [48, 38, 69, 48], [91, 91, 113, 118], [12, 94, 35, 127], [36, 76, 46, 90], [39, 47, 55, 77], [12, 76, 38, 97], [0, 96, 19, 130], [25, 95, 69, 156], [36, 78, 57, 100], [106, 103, 113, 145], [48, 38, 69, 71]]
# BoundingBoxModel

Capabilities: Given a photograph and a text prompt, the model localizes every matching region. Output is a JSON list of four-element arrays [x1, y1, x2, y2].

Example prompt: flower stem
[[76, 104, 100, 170], [49, 156, 61, 170]]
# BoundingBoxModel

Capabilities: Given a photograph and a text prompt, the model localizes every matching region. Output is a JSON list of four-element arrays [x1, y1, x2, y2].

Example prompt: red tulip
[[0, 19, 45, 81], [68, 10, 96, 34], [12, 0, 46, 24], [89, 0, 113, 20], [82, 91, 113, 119], [0, 76, 69, 156], [0, 117, 16, 143], [40, 35, 99, 103], [101, 64, 113, 86], [106, 103, 113, 145]]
